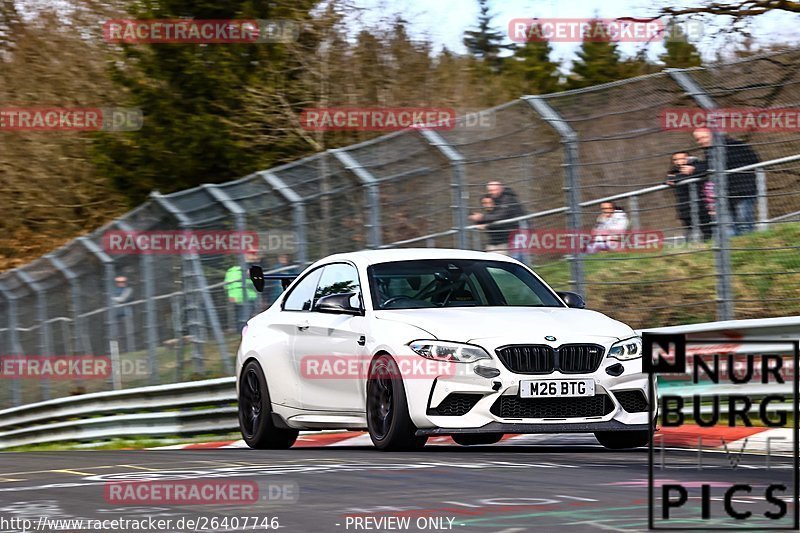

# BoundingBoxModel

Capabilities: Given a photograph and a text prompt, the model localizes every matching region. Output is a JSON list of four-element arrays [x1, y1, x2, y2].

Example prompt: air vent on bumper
[[427, 393, 482, 416], [614, 390, 649, 413], [490, 394, 614, 419]]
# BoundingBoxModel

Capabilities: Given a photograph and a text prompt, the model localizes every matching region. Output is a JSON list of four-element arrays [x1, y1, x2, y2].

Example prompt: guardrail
[[0, 317, 796, 450], [0, 377, 237, 449]]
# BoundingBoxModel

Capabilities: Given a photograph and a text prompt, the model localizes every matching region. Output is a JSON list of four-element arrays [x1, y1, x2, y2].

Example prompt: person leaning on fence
[[586, 202, 630, 254], [468, 181, 525, 258], [112, 275, 132, 315], [224, 248, 262, 331], [666, 151, 713, 241], [692, 127, 760, 236], [474, 195, 506, 250]]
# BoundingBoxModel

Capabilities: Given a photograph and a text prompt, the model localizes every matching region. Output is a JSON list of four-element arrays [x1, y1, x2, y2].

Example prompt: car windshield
[[368, 259, 564, 310]]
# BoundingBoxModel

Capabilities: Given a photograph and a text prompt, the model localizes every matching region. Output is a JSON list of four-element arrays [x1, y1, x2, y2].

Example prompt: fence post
[[46, 255, 83, 352], [524, 96, 584, 295], [711, 132, 734, 320], [319, 154, 331, 258], [669, 68, 733, 321], [0, 282, 22, 406], [417, 129, 469, 250], [330, 149, 382, 249], [46, 255, 89, 390], [261, 172, 309, 265], [147, 195, 203, 377], [15, 270, 52, 400], [151, 192, 232, 377], [114, 220, 159, 384], [204, 184, 253, 338], [78, 237, 121, 388], [628, 196, 641, 230], [688, 182, 702, 243], [756, 168, 768, 231]]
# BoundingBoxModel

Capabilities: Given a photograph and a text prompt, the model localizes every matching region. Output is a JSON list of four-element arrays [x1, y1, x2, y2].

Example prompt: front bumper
[[401, 343, 656, 433], [416, 420, 651, 436]]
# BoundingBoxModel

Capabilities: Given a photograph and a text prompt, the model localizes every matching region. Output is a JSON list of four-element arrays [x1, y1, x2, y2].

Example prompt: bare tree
[[0, 2, 128, 270], [662, 1, 800, 18]]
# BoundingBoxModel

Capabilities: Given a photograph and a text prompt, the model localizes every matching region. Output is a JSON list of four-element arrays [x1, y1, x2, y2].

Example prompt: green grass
[[530, 223, 800, 329], [4, 433, 242, 452]]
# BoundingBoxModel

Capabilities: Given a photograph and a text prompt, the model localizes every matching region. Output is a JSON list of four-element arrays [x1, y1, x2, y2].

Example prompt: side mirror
[[315, 292, 362, 315], [249, 265, 264, 292], [557, 291, 585, 309]]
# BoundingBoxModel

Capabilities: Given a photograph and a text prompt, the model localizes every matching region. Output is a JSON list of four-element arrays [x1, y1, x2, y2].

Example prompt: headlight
[[608, 336, 642, 361], [408, 340, 491, 363]]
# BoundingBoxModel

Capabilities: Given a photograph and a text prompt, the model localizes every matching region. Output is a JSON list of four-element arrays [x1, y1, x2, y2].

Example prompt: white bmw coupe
[[237, 249, 654, 451]]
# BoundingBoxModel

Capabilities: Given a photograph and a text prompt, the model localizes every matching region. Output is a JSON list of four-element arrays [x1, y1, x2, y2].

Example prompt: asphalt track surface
[[0, 435, 796, 533]]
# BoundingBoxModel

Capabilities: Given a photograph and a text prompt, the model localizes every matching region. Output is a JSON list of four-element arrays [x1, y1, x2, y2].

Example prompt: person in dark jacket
[[469, 181, 525, 257], [477, 196, 505, 248], [692, 128, 760, 235], [666, 151, 713, 240]]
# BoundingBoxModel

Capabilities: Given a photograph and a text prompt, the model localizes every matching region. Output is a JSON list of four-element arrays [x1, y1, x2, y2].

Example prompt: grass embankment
[[532, 223, 800, 329]]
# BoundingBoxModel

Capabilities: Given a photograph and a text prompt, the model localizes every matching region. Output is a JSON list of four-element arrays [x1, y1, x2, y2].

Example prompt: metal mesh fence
[[688, 51, 800, 319], [2, 49, 800, 407]]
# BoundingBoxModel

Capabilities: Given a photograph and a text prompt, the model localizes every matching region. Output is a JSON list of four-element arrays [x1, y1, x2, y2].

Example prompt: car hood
[[373, 307, 634, 345]]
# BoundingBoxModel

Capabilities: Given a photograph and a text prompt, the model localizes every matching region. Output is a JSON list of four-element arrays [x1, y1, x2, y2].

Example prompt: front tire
[[594, 430, 649, 450], [452, 433, 504, 446], [366, 354, 427, 451], [238, 360, 298, 449]]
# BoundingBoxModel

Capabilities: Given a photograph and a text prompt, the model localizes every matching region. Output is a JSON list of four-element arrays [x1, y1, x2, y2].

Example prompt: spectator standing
[[468, 181, 525, 259], [586, 202, 629, 253], [474, 196, 506, 251], [692, 127, 760, 235], [112, 275, 132, 311], [225, 248, 261, 331], [666, 151, 713, 240], [112, 276, 134, 352]]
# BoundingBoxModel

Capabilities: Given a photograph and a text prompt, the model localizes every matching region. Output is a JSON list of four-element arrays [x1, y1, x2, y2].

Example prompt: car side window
[[314, 263, 361, 308], [283, 268, 324, 311]]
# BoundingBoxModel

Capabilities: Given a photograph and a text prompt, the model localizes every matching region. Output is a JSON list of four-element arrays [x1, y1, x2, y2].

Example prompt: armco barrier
[[0, 317, 796, 449], [0, 377, 237, 449]]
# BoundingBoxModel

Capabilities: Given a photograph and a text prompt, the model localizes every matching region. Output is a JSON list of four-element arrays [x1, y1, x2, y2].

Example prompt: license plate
[[520, 379, 595, 398]]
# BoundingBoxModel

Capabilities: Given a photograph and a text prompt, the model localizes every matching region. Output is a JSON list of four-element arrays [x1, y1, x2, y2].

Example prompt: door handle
[[357, 335, 366, 346], [297, 321, 309, 331]]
